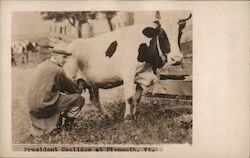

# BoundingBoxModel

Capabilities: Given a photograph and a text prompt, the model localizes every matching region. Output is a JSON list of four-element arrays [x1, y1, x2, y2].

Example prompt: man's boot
[[63, 117, 75, 131]]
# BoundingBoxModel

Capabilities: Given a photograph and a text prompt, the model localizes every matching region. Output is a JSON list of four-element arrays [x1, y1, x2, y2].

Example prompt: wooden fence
[[143, 58, 192, 113]]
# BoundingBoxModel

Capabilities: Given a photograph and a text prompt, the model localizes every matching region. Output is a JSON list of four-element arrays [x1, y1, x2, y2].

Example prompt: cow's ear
[[179, 21, 186, 30], [142, 27, 159, 38]]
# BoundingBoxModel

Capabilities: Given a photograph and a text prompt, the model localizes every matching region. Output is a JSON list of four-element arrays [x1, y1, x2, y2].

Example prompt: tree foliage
[[40, 11, 96, 38], [40, 11, 117, 38]]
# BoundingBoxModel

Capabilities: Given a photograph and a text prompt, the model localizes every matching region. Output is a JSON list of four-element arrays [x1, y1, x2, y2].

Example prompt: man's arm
[[54, 70, 80, 94]]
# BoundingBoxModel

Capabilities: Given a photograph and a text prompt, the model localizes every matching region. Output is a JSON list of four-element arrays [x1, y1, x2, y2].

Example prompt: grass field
[[12, 53, 192, 145]]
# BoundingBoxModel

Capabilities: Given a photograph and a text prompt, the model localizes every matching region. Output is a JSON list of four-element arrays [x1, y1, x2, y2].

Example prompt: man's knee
[[74, 94, 85, 108]]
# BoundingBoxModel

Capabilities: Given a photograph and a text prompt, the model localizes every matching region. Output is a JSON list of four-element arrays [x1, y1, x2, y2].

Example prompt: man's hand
[[76, 78, 89, 94]]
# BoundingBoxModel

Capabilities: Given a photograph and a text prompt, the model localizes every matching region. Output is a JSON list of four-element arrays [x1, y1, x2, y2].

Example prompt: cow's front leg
[[89, 87, 111, 119], [133, 84, 143, 119], [123, 74, 137, 121]]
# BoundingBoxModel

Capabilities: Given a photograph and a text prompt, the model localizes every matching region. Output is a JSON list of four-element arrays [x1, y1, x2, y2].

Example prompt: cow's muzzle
[[172, 61, 183, 66], [170, 55, 183, 66]]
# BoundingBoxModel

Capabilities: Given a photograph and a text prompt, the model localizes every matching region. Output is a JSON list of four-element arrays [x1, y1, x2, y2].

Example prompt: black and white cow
[[22, 41, 38, 63], [64, 14, 192, 120], [11, 40, 38, 64]]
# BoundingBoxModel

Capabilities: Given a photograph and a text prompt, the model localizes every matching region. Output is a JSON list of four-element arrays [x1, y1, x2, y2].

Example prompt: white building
[[48, 12, 115, 45]]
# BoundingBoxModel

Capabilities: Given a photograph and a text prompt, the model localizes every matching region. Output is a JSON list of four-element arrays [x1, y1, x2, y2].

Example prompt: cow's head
[[138, 13, 192, 73], [159, 13, 192, 66]]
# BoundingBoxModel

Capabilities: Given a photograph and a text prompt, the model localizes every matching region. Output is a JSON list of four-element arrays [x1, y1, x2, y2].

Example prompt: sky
[[11, 12, 51, 39]]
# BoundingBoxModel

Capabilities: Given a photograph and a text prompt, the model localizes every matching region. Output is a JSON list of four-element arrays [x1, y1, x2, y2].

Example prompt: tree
[[40, 11, 96, 38], [101, 11, 117, 31]]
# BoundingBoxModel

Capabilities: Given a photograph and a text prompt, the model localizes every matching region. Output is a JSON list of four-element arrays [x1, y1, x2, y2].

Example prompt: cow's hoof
[[124, 114, 133, 123], [104, 113, 113, 121], [133, 110, 140, 121]]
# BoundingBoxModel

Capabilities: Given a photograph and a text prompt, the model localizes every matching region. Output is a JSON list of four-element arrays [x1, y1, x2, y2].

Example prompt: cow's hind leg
[[89, 87, 112, 119], [26, 51, 30, 63], [21, 53, 25, 64]]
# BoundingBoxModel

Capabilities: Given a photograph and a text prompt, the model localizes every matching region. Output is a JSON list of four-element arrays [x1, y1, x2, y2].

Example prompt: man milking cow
[[27, 43, 87, 136], [27, 12, 192, 136]]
